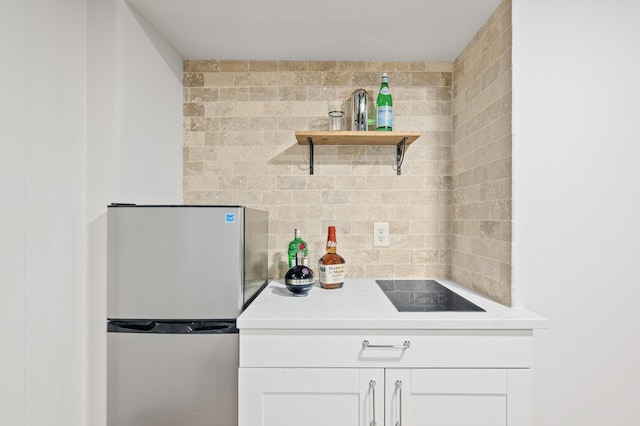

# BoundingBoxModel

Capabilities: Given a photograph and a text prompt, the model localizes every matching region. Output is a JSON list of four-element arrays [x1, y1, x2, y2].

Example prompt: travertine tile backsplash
[[452, 0, 512, 305], [183, 61, 454, 281], [182, 0, 513, 305]]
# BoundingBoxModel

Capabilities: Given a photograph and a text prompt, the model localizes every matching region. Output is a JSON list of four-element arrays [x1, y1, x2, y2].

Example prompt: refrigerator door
[[108, 206, 244, 319], [107, 323, 238, 426]]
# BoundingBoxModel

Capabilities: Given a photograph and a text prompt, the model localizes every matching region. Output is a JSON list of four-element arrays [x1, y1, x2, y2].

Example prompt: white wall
[[87, 0, 183, 221], [0, 0, 182, 424], [0, 0, 26, 424], [86, 1, 183, 425], [513, 1, 640, 425], [1, 0, 87, 425]]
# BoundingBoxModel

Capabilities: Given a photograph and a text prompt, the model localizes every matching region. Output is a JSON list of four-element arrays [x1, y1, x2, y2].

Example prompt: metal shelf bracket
[[396, 137, 408, 175], [307, 137, 314, 175]]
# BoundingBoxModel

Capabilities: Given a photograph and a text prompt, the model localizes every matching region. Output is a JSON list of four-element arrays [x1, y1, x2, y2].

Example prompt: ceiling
[[125, 0, 503, 62]]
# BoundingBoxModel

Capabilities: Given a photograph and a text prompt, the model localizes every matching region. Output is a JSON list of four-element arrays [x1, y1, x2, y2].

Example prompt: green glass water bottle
[[376, 73, 393, 131]]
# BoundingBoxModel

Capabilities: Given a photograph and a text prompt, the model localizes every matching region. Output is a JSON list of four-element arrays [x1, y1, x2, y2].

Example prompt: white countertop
[[238, 279, 547, 330]]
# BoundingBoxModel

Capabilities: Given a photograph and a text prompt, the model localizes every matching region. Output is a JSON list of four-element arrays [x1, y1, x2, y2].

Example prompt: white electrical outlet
[[373, 222, 389, 247]]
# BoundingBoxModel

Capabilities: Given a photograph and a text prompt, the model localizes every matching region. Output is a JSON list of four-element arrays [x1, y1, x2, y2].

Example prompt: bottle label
[[318, 263, 346, 285], [377, 105, 393, 128], [285, 277, 314, 285], [380, 87, 391, 95]]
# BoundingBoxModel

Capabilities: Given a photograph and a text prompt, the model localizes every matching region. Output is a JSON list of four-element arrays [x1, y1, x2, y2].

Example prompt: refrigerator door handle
[[108, 320, 157, 332], [188, 320, 238, 333], [107, 320, 238, 334]]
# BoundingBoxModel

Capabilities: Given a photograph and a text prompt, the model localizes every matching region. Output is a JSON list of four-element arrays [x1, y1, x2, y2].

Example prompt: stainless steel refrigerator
[[106, 204, 268, 426]]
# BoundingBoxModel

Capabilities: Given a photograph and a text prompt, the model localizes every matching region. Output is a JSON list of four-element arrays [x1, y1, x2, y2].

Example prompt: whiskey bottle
[[284, 252, 315, 297], [318, 226, 346, 289], [287, 228, 308, 268]]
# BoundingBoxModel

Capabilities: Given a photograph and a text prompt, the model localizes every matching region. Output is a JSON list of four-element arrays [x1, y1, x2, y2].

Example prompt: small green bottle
[[287, 228, 308, 268], [376, 73, 393, 131]]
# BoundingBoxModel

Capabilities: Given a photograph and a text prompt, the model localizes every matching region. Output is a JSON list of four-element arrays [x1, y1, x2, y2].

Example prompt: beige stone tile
[[276, 116, 306, 131], [308, 86, 339, 101], [425, 62, 454, 72], [277, 175, 306, 190], [263, 102, 292, 117], [248, 117, 279, 131], [185, 131, 205, 147], [410, 249, 442, 264], [184, 161, 204, 176], [293, 72, 322, 87], [278, 86, 308, 101], [365, 264, 395, 278], [204, 131, 232, 146], [184, 73, 204, 87], [219, 87, 249, 101], [247, 175, 277, 190], [248, 87, 279, 101], [184, 175, 219, 192], [319, 190, 350, 204], [321, 71, 352, 86], [291, 100, 326, 117], [188, 147, 218, 162], [190, 118, 220, 132], [335, 61, 369, 71], [216, 145, 251, 162], [394, 234, 426, 250], [218, 175, 247, 190], [187, 60, 220, 72], [234, 102, 263, 117], [233, 161, 270, 176], [190, 88, 219, 102], [204, 102, 234, 117], [219, 117, 249, 131], [234, 72, 283, 87], [278, 61, 307, 71], [203, 161, 233, 177], [249, 61, 279, 72], [366, 61, 406, 72], [411, 72, 443, 87], [352, 72, 381, 88], [396, 263, 427, 277], [204, 73, 233, 87], [308, 61, 337, 71], [183, 191, 206, 204], [392, 206, 422, 222], [351, 249, 381, 264], [395, 86, 426, 101], [219, 60, 249, 72]]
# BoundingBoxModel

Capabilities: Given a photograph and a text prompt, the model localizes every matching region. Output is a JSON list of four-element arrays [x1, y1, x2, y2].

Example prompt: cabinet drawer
[[239, 329, 533, 368]]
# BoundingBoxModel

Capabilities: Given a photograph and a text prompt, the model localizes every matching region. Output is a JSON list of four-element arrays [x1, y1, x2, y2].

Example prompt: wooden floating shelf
[[294, 131, 421, 175], [295, 131, 421, 146]]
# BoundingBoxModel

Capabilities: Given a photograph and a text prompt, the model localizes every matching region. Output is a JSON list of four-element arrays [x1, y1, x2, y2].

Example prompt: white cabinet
[[239, 330, 534, 426], [239, 368, 383, 426], [240, 367, 530, 426], [385, 369, 531, 426]]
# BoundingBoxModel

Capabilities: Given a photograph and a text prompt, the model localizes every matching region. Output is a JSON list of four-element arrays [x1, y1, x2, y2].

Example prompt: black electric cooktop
[[375, 280, 485, 312]]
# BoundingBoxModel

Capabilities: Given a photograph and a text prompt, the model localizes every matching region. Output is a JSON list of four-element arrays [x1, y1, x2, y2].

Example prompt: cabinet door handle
[[395, 380, 403, 426], [362, 340, 410, 349], [369, 380, 377, 426]]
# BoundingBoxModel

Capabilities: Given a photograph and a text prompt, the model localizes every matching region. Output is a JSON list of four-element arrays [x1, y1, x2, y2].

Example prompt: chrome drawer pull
[[362, 340, 410, 349], [369, 380, 377, 426], [395, 380, 403, 426]]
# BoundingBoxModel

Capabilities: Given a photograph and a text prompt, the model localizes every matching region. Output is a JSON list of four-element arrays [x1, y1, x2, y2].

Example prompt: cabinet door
[[239, 368, 384, 426], [386, 369, 522, 426]]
